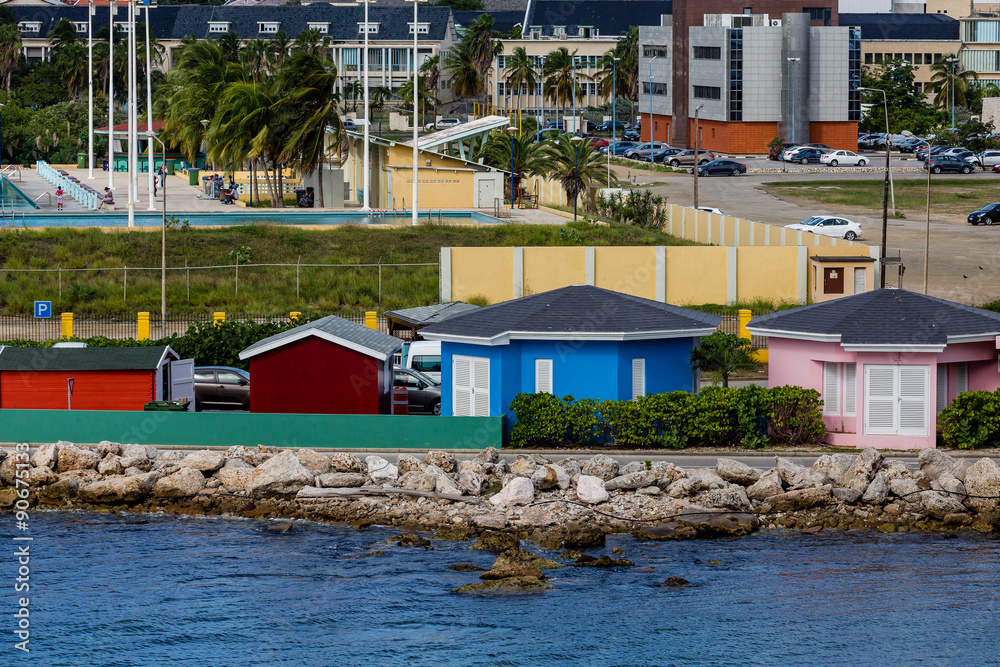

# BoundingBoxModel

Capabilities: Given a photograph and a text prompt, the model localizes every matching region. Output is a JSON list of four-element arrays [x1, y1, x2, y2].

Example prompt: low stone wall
[[3, 443, 999, 550]]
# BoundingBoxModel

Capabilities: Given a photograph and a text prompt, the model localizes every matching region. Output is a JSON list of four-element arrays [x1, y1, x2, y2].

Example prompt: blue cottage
[[420, 285, 722, 417]]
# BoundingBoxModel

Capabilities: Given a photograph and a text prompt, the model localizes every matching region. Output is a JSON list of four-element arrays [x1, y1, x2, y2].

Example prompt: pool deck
[[11, 166, 568, 226]]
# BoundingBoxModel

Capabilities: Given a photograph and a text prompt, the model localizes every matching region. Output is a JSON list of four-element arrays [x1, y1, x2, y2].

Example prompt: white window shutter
[[956, 362, 968, 395], [534, 359, 553, 394], [472, 356, 490, 416], [631, 358, 645, 399], [453, 355, 472, 416], [823, 362, 840, 415], [936, 364, 947, 414], [854, 267, 866, 294], [898, 366, 929, 436], [865, 365, 896, 435], [844, 363, 857, 416]]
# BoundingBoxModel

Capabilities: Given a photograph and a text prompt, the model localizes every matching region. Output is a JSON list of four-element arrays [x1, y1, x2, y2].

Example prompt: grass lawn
[[0, 222, 694, 317], [763, 178, 999, 214]]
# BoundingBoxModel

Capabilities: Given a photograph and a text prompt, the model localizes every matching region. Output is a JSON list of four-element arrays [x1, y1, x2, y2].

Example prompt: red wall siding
[[0, 370, 155, 410], [248, 336, 387, 414]]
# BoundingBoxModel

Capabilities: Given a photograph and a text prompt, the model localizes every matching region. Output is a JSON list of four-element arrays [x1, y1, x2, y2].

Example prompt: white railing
[[35, 162, 100, 210]]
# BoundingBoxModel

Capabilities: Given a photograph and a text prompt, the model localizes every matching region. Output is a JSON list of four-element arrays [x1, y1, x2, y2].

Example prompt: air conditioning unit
[[771, 19, 782, 26]]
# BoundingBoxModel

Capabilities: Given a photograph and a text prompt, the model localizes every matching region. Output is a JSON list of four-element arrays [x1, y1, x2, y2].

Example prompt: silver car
[[623, 142, 669, 160]]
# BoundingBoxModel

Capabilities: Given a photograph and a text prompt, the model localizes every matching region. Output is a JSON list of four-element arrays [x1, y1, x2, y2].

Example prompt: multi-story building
[[960, 14, 1000, 86], [640, 11, 860, 153]]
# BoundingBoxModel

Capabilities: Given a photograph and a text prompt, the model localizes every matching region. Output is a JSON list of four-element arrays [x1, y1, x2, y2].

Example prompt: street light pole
[[108, 1, 115, 192], [924, 135, 932, 294], [693, 103, 703, 209], [147, 130, 167, 335], [647, 56, 656, 143], [860, 87, 891, 288], [87, 0, 94, 179], [571, 135, 583, 220], [145, 4, 155, 211], [408, 0, 426, 227], [362, 0, 371, 210], [947, 57, 957, 131], [787, 57, 800, 145], [507, 124, 517, 207], [608, 56, 619, 188]]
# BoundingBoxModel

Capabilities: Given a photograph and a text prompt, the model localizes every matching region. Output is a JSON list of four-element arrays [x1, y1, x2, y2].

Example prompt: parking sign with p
[[34, 301, 52, 319]]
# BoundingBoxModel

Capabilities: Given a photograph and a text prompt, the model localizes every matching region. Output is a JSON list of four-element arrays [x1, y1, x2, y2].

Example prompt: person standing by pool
[[55, 187, 64, 211]]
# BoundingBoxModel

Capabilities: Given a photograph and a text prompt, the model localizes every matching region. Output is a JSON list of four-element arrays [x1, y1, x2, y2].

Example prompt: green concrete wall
[[0, 410, 504, 450]]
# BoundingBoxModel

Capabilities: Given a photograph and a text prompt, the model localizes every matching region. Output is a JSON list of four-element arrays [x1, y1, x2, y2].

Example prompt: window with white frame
[[75, 22, 88, 34], [259, 22, 280, 34], [358, 22, 379, 35], [553, 26, 566, 36], [209, 22, 230, 33], [823, 362, 857, 417], [408, 22, 430, 34], [18, 21, 40, 33], [632, 359, 646, 399], [497, 55, 505, 69], [534, 359, 553, 394], [307, 22, 329, 34]]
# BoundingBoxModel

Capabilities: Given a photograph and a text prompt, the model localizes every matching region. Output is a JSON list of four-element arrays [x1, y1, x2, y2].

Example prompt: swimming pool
[[0, 175, 40, 210], [17, 209, 501, 227]]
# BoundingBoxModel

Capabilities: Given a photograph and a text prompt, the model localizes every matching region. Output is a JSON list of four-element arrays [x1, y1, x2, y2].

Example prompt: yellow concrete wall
[[736, 246, 801, 303], [451, 248, 513, 303], [594, 247, 658, 299], [804, 246, 879, 297], [385, 143, 480, 209], [667, 247, 728, 305], [523, 247, 586, 294], [666, 203, 860, 249]]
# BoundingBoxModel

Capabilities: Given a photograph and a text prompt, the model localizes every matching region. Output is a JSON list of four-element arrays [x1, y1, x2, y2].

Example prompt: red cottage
[[0, 346, 193, 410], [239, 315, 402, 414]]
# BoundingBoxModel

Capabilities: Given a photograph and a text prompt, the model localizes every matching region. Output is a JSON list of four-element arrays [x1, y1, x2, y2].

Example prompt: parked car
[[194, 366, 250, 411], [666, 149, 715, 167], [991, 163, 1000, 174], [601, 141, 638, 156], [858, 133, 883, 149], [624, 141, 669, 160], [784, 216, 863, 241], [967, 203, 1000, 226], [405, 340, 441, 382], [820, 150, 868, 167], [425, 117, 461, 130], [650, 147, 684, 163], [394, 367, 441, 415], [916, 145, 952, 162], [768, 142, 799, 160], [542, 120, 560, 130], [584, 134, 609, 149], [924, 155, 974, 174], [532, 129, 561, 143], [898, 140, 928, 154], [698, 206, 724, 215], [951, 150, 982, 167], [693, 159, 747, 176], [593, 120, 627, 133], [621, 129, 640, 141], [804, 143, 834, 152], [781, 147, 826, 164], [980, 150, 1000, 168], [342, 119, 358, 132]]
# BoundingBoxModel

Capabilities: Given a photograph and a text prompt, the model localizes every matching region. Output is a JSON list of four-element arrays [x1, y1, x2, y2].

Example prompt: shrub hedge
[[938, 390, 1000, 449], [508, 385, 825, 449]]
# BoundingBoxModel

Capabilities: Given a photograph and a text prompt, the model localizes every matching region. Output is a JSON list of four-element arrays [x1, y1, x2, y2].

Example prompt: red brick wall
[[644, 113, 674, 143]]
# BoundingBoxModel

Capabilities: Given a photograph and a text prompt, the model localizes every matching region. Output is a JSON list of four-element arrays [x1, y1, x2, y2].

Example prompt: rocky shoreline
[[4, 443, 1000, 557]]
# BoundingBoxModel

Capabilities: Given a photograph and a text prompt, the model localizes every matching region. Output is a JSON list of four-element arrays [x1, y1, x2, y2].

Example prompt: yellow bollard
[[365, 311, 377, 330], [290, 311, 301, 323], [60, 312, 73, 340], [737, 309, 752, 340], [213, 312, 225, 326], [137, 312, 150, 341]]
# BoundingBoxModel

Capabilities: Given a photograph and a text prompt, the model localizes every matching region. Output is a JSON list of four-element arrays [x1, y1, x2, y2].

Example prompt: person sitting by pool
[[220, 185, 238, 205], [298, 188, 314, 208], [99, 187, 115, 209]]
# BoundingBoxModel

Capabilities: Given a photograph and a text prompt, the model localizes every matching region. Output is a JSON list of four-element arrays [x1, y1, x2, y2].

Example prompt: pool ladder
[[0, 201, 25, 227]]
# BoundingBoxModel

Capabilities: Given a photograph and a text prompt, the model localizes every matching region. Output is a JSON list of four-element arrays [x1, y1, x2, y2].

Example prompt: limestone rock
[[224, 445, 267, 466], [96, 441, 122, 458], [124, 466, 144, 477], [395, 454, 423, 476], [766, 485, 832, 511], [509, 455, 538, 477], [247, 451, 315, 498], [831, 487, 862, 503], [918, 449, 957, 482], [619, 461, 648, 476], [327, 453, 363, 473], [686, 468, 728, 491], [699, 485, 752, 511], [28, 466, 57, 486], [932, 472, 967, 500], [665, 477, 701, 498], [154, 467, 207, 497], [365, 456, 398, 484], [952, 459, 972, 482], [812, 454, 856, 486], [922, 491, 967, 518], [470, 530, 520, 552], [214, 467, 253, 492], [180, 451, 226, 473], [317, 473, 365, 488], [223, 457, 252, 470], [651, 461, 685, 485], [576, 475, 609, 504], [475, 447, 500, 465], [716, 458, 762, 486], [78, 473, 155, 503], [489, 477, 534, 508], [841, 448, 885, 492], [776, 457, 825, 489], [880, 459, 911, 481], [97, 454, 125, 476], [556, 458, 582, 478], [37, 476, 78, 501], [30, 443, 60, 470], [605, 470, 660, 491], [0, 457, 16, 486], [637, 486, 661, 495], [581, 454, 619, 481], [397, 471, 438, 492], [435, 472, 464, 496], [458, 470, 487, 495], [746, 468, 784, 500], [121, 444, 154, 461], [963, 457, 1000, 513], [532, 464, 570, 491], [425, 450, 457, 473], [458, 460, 488, 477], [119, 456, 152, 472], [862, 472, 888, 505], [56, 446, 100, 472], [295, 450, 331, 476], [888, 478, 922, 505]]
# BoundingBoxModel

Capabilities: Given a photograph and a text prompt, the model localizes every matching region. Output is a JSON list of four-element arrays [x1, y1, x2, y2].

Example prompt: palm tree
[[505, 46, 536, 115], [241, 39, 270, 84], [464, 15, 503, 102], [615, 27, 639, 117], [419, 55, 441, 123], [370, 84, 390, 112], [293, 28, 329, 58], [543, 47, 585, 125], [267, 31, 292, 69], [928, 55, 979, 109], [342, 79, 363, 112], [48, 18, 78, 56], [444, 39, 483, 111], [210, 80, 280, 207], [398, 74, 435, 126], [541, 133, 610, 207], [59, 42, 88, 100], [482, 130, 546, 200], [688, 332, 762, 388], [0, 24, 20, 92], [217, 31, 242, 63]]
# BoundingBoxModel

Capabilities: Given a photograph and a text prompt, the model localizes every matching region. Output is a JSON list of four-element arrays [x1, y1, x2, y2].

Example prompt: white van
[[405, 340, 441, 382]]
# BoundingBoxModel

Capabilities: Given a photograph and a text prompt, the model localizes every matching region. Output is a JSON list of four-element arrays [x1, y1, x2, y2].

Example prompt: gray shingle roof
[[384, 302, 480, 328], [0, 346, 170, 371], [239, 315, 402, 360], [12, 5, 452, 41], [421, 285, 721, 340], [748, 289, 1000, 346]]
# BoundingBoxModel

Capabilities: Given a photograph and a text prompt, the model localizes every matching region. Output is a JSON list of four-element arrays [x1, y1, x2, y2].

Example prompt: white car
[[820, 150, 868, 167], [784, 215, 863, 241], [979, 150, 1000, 167], [698, 206, 724, 215], [424, 118, 461, 130]]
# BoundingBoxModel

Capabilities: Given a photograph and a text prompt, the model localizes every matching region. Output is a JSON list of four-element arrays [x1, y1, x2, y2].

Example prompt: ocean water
[[8, 511, 1000, 666]]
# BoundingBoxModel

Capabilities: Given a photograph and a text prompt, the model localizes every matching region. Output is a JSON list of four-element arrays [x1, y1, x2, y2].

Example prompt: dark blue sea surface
[[6, 511, 1000, 666]]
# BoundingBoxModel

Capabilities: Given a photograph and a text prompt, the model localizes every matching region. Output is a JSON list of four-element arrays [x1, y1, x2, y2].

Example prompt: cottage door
[[823, 267, 844, 294], [453, 355, 490, 416], [864, 365, 929, 436]]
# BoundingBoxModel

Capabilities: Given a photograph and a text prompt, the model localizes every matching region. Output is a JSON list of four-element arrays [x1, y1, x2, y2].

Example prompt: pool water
[[18, 210, 499, 227], [0, 176, 40, 210]]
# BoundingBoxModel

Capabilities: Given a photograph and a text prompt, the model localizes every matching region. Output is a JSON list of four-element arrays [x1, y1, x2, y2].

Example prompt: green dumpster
[[188, 168, 199, 186], [143, 400, 189, 412], [166, 160, 175, 176], [77, 152, 86, 169]]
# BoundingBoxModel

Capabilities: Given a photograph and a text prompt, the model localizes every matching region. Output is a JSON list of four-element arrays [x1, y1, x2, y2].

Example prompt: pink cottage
[[748, 290, 1000, 450]]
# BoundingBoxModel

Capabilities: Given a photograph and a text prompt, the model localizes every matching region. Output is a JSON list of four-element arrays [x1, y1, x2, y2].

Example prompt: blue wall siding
[[617, 338, 698, 396], [519, 340, 620, 401], [440, 342, 510, 417]]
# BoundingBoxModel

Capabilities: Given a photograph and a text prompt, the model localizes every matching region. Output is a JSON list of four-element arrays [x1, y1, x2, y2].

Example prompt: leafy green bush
[[939, 390, 1000, 449], [509, 394, 606, 447], [767, 385, 825, 444]]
